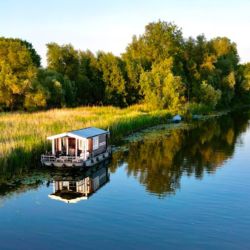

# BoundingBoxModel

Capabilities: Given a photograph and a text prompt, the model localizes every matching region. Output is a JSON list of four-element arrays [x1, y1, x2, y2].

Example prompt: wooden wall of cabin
[[88, 138, 93, 154]]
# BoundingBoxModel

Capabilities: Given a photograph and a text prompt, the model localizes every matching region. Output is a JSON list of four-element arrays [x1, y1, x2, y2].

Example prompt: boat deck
[[41, 147, 112, 168]]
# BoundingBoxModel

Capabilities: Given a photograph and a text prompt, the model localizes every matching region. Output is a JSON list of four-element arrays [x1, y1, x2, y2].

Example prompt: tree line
[[1, 20, 250, 111]]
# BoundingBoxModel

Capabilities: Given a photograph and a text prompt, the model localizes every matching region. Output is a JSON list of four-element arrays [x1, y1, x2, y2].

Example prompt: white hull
[[53, 161, 64, 167]]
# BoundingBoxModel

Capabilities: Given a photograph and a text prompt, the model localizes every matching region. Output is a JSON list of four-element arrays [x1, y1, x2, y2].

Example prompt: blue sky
[[1, 0, 250, 66]]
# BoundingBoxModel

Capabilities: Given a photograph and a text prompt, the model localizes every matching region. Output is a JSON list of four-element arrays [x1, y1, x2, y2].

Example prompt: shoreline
[[0, 105, 234, 170]]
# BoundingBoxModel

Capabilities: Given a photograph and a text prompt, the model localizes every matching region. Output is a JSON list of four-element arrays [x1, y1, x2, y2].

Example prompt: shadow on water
[[48, 164, 110, 203], [110, 111, 250, 198], [0, 162, 110, 204], [0, 111, 250, 201]]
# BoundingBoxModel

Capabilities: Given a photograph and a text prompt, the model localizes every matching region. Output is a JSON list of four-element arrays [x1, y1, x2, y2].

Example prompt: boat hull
[[41, 148, 112, 169]]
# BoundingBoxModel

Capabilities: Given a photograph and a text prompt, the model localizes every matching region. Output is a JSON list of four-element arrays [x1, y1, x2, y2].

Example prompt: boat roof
[[48, 194, 88, 203], [47, 127, 109, 140]]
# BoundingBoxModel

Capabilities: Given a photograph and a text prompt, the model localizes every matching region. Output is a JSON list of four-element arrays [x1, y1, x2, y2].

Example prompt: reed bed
[[0, 105, 172, 168]]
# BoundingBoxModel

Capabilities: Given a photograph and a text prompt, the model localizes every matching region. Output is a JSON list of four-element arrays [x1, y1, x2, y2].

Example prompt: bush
[[199, 81, 221, 109], [184, 102, 212, 115]]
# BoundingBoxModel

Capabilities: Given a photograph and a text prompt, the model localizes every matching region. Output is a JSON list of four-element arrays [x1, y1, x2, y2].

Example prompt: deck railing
[[41, 155, 82, 162], [41, 146, 112, 165], [41, 155, 56, 162]]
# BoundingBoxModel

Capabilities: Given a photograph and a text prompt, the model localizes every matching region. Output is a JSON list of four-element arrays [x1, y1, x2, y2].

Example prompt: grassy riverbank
[[0, 105, 173, 168]]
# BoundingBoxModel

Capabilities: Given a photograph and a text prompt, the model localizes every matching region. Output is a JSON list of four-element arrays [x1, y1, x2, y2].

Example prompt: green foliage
[[47, 43, 79, 82], [98, 52, 127, 107], [123, 21, 185, 103], [234, 63, 250, 103], [183, 36, 239, 107], [0, 20, 249, 112], [78, 50, 104, 105], [185, 102, 212, 115], [0, 38, 38, 110], [140, 58, 185, 110], [24, 85, 46, 111], [19, 39, 41, 67], [199, 81, 221, 108], [0, 37, 41, 67], [36, 69, 75, 108]]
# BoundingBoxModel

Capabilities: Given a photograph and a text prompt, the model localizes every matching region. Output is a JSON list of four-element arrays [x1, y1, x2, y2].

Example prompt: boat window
[[93, 136, 99, 150]]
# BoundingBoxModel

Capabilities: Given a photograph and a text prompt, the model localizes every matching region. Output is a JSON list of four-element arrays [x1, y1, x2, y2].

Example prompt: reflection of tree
[[111, 112, 250, 197]]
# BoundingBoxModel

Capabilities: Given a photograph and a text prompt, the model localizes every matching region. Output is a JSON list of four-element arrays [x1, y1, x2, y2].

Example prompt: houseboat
[[41, 127, 112, 168], [48, 165, 109, 203]]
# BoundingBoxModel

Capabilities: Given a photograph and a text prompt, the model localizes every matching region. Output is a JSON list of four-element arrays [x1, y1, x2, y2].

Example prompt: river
[[0, 111, 250, 249]]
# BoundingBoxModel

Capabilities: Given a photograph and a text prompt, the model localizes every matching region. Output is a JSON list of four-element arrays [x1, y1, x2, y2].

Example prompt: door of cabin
[[68, 138, 76, 156]]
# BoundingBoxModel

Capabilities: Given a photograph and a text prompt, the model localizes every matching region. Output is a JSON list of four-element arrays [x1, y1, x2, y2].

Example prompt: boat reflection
[[49, 165, 109, 203]]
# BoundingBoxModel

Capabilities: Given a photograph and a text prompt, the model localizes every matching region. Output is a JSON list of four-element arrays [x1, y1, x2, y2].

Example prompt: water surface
[[1, 112, 250, 249]]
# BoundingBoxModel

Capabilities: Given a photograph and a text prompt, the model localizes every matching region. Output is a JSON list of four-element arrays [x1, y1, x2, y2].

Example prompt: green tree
[[0, 37, 41, 67], [78, 50, 104, 105], [46, 43, 79, 83], [183, 35, 240, 108], [209, 37, 239, 106], [139, 58, 186, 110], [123, 21, 185, 104], [36, 69, 76, 107], [0, 38, 39, 110], [98, 52, 127, 106], [235, 63, 250, 103], [24, 84, 46, 110], [20, 40, 41, 67]]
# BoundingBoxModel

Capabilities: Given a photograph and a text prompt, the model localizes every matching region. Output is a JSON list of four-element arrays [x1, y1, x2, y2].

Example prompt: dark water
[[1, 112, 250, 250]]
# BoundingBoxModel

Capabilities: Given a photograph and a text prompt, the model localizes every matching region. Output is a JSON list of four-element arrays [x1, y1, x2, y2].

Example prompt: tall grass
[[0, 104, 173, 169]]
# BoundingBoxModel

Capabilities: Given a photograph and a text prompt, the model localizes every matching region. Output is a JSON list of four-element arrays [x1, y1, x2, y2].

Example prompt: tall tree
[[183, 35, 240, 108], [139, 58, 186, 110], [123, 21, 185, 104], [78, 50, 104, 105], [46, 43, 79, 83], [98, 52, 127, 107], [0, 38, 43, 110], [0, 37, 41, 67]]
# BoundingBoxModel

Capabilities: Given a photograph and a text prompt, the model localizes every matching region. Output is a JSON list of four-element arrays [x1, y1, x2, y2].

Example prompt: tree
[[209, 37, 239, 106], [24, 82, 46, 110], [36, 69, 76, 108], [0, 37, 41, 67], [78, 50, 104, 105], [20, 40, 41, 67], [234, 63, 250, 103], [46, 43, 79, 83], [98, 52, 127, 107], [0, 38, 39, 110], [183, 35, 240, 108], [139, 58, 186, 110], [123, 21, 185, 104]]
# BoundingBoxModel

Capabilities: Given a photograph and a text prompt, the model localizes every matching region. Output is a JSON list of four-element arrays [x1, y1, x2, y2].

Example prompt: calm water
[[1, 112, 250, 249]]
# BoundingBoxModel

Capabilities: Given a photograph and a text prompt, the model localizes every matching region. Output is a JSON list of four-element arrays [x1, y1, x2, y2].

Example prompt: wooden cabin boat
[[48, 165, 109, 203], [41, 127, 112, 168]]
